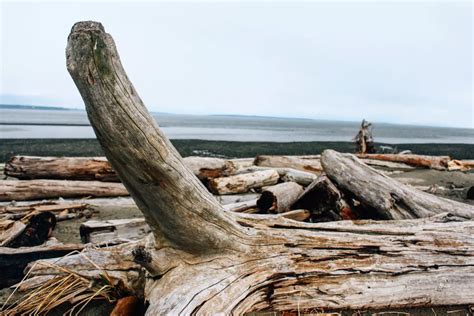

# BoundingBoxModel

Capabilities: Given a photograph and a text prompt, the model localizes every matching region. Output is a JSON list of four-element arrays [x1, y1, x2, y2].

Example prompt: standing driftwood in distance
[[12, 21, 474, 315], [208, 169, 279, 194], [0, 180, 129, 201], [323, 151, 474, 219], [354, 119, 375, 154], [256, 182, 303, 213], [5, 156, 119, 181]]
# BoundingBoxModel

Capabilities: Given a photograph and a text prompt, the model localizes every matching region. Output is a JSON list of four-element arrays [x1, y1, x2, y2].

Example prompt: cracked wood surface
[[322, 151, 474, 220], [64, 21, 474, 314]]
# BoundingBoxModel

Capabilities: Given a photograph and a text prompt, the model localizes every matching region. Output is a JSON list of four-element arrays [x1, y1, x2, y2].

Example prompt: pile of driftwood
[[1, 151, 473, 290], [2, 153, 474, 246], [2, 21, 474, 315]]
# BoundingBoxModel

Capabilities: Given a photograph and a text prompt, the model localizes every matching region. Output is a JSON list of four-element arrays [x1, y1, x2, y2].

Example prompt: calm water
[[1, 109, 473, 144]]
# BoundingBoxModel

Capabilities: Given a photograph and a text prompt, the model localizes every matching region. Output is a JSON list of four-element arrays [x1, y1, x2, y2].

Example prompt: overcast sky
[[1, 0, 472, 128]]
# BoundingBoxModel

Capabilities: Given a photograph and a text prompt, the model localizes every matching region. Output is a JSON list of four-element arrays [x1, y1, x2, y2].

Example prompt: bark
[[58, 21, 474, 314], [256, 182, 304, 213], [357, 153, 451, 171], [0, 180, 129, 201], [208, 170, 279, 195], [322, 150, 474, 220], [254, 155, 322, 174], [4, 156, 118, 181]]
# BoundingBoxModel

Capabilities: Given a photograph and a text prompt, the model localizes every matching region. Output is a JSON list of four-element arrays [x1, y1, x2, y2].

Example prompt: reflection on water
[[1, 109, 473, 144]]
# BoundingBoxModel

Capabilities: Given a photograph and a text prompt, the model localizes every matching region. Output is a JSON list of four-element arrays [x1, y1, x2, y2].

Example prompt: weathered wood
[[4, 156, 118, 181], [183, 156, 236, 179], [215, 193, 260, 205], [447, 159, 474, 171], [0, 240, 84, 288], [291, 175, 356, 221], [323, 150, 474, 219], [80, 218, 150, 244], [0, 202, 87, 220], [256, 182, 304, 213], [357, 153, 451, 170], [0, 179, 129, 201], [236, 166, 317, 186], [360, 158, 415, 170], [0, 220, 26, 247], [278, 209, 310, 221], [208, 169, 279, 195], [223, 199, 258, 213], [254, 155, 322, 174], [57, 21, 474, 314]]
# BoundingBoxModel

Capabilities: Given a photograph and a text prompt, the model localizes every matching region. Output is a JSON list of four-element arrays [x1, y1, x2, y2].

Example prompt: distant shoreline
[[1, 139, 474, 162]]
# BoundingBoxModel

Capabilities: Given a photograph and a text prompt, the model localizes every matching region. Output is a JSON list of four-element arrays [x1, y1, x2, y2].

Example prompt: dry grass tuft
[[1, 250, 122, 315]]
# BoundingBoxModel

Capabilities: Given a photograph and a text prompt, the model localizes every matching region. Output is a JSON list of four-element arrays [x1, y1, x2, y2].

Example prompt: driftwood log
[[256, 182, 304, 213], [18, 21, 474, 314], [254, 155, 322, 174], [208, 169, 279, 194], [4, 156, 118, 181], [357, 153, 451, 170], [323, 151, 474, 220], [0, 179, 129, 201]]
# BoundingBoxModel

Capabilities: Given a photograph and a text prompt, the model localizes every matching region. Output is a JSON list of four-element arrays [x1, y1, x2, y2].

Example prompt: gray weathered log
[[291, 175, 356, 221], [236, 166, 317, 186], [4, 156, 118, 181], [256, 182, 304, 213], [55, 21, 474, 314], [208, 169, 279, 195], [322, 150, 474, 219], [182, 156, 236, 179], [80, 218, 150, 244], [0, 179, 129, 201], [223, 199, 258, 213], [254, 155, 322, 174], [215, 193, 260, 205], [357, 153, 451, 171]]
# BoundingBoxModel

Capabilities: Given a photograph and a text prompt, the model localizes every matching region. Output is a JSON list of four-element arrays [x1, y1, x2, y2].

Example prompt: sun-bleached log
[[254, 155, 322, 174], [215, 193, 260, 205], [322, 150, 474, 219], [182, 156, 236, 179], [52, 21, 474, 314], [223, 199, 258, 213], [4, 156, 118, 181], [360, 158, 415, 170], [256, 182, 304, 213], [208, 169, 279, 195], [0, 180, 129, 201], [236, 166, 317, 186], [80, 218, 150, 244], [357, 153, 450, 170]]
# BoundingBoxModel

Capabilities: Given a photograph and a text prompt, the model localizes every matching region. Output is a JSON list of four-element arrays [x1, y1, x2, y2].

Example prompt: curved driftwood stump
[[59, 21, 474, 314]]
